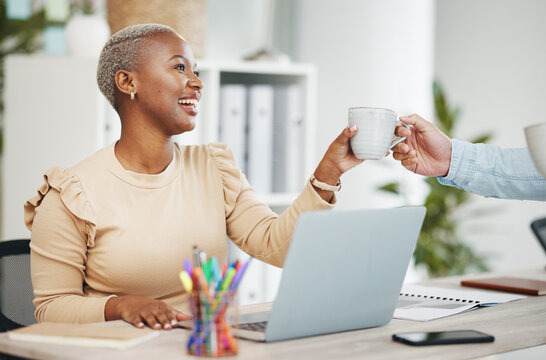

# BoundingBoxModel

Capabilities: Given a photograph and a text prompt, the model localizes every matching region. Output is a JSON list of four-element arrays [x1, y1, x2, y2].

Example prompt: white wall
[[435, 0, 546, 271], [292, 0, 435, 211], [206, 0, 270, 60], [2, 56, 112, 240]]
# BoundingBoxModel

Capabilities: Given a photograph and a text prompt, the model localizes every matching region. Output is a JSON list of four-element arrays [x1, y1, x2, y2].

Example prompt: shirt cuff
[[99, 294, 118, 322], [437, 138, 474, 187], [302, 177, 337, 208]]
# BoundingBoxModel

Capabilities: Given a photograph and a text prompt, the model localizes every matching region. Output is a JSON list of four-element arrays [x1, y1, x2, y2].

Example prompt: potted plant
[[65, 0, 110, 58], [378, 81, 492, 277]]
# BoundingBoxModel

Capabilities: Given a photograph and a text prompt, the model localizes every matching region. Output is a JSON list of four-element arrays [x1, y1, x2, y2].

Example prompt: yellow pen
[[179, 270, 193, 293]]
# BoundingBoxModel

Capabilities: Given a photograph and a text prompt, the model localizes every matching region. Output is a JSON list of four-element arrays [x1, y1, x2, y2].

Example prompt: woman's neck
[[114, 126, 174, 175]]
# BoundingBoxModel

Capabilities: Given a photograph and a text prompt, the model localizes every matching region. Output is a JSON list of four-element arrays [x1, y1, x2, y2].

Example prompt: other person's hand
[[392, 114, 452, 177]]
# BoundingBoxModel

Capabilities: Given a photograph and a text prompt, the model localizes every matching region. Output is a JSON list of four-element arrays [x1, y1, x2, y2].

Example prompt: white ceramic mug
[[524, 122, 546, 178], [348, 107, 409, 160]]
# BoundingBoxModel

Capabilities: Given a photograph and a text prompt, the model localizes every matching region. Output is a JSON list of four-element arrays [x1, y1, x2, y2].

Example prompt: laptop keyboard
[[237, 321, 268, 332]]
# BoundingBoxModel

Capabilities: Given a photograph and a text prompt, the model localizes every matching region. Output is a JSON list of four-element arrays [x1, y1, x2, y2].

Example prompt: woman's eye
[[194, 71, 200, 77], [175, 64, 185, 71]]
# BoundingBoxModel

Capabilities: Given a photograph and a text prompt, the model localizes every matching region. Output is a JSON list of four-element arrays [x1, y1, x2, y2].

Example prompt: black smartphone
[[392, 330, 494, 346]]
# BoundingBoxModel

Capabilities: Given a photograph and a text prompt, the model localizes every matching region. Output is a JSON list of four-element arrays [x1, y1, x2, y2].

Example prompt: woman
[[25, 24, 364, 331]]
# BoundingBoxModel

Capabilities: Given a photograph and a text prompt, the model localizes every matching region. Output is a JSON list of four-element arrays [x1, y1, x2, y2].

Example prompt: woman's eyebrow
[[169, 55, 189, 62], [168, 55, 197, 68]]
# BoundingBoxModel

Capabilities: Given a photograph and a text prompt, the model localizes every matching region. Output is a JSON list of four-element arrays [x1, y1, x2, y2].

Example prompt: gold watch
[[310, 175, 342, 192]]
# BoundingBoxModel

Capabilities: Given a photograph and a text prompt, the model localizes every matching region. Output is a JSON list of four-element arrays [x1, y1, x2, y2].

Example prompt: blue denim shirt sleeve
[[437, 139, 546, 201]]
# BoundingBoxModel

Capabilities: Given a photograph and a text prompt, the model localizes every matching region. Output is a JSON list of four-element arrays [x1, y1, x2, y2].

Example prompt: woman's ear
[[115, 70, 136, 97]]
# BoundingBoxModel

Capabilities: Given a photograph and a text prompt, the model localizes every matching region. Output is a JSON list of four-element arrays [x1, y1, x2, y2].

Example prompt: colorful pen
[[179, 270, 193, 293], [192, 246, 201, 268], [230, 257, 252, 290], [210, 257, 221, 284], [184, 258, 193, 276], [221, 267, 236, 291], [182, 246, 247, 356]]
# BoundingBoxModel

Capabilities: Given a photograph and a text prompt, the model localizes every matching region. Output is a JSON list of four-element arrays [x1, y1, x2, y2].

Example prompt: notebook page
[[393, 284, 526, 321]]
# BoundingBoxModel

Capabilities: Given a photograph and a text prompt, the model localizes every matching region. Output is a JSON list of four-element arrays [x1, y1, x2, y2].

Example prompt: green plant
[[379, 81, 492, 277], [0, 1, 46, 154], [71, 0, 102, 15]]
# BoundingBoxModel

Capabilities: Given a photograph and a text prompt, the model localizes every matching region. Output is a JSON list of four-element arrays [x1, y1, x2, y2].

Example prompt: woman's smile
[[178, 95, 200, 116]]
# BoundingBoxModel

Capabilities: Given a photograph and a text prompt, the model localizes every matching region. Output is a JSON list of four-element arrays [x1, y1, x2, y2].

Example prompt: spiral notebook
[[394, 284, 526, 321]]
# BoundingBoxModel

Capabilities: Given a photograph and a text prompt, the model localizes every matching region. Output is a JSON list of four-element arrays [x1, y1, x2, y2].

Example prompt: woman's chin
[[174, 121, 196, 135]]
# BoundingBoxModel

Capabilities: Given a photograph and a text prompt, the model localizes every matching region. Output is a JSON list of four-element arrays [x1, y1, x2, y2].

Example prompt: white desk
[[1, 268, 545, 360]]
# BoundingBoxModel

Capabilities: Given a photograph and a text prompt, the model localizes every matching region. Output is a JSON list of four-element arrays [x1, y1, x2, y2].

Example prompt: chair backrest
[[0, 239, 36, 331], [531, 217, 546, 254]]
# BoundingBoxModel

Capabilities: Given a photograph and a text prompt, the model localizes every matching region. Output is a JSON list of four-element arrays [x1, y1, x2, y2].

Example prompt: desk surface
[[1, 268, 545, 360]]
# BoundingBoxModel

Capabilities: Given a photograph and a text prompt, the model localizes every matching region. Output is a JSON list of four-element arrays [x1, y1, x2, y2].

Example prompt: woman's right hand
[[105, 295, 191, 330]]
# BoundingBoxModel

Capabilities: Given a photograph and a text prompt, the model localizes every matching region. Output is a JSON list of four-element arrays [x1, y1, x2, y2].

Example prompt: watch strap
[[310, 175, 341, 192]]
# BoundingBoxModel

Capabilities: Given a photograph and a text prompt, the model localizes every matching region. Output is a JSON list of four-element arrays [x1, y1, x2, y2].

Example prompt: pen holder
[[187, 288, 238, 357]]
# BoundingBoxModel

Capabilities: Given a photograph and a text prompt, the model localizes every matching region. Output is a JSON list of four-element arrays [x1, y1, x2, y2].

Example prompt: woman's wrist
[[311, 160, 342, 203], [314, 160, 342, 187], [104, 296, 121, 321], [310, 175, 341, 192]]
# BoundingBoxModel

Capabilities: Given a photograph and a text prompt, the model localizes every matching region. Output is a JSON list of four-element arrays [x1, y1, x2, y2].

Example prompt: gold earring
[[130, 91, 135, 101]]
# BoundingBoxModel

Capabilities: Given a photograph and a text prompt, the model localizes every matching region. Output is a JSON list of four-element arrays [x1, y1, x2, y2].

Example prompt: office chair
[[0, 239, 36, 332], [531, 217, 546, 271], [531, 217, 546, 253]]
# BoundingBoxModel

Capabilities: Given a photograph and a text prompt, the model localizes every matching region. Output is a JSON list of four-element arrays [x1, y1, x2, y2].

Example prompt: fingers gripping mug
[[348, 107, 409, 160]]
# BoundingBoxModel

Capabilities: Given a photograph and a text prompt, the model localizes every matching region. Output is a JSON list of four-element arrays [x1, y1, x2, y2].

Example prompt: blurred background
[[1, 0, 545, 304]]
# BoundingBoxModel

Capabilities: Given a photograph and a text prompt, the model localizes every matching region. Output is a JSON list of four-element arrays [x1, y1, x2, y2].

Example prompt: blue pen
[[184, 258, 193, 276], [210, 257, 221, 284], [230, 257, 252, 291]]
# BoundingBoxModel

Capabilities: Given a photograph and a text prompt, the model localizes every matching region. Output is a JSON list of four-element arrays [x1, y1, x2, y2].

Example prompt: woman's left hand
[[312, 125, 364, 201]]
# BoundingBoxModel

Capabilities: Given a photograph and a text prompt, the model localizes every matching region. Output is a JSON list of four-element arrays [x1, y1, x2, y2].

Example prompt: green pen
[[202, 262, 211, 285], [208, 257, 219, 289], [199, 250, 211, 284], [221, 267, 236, 291]]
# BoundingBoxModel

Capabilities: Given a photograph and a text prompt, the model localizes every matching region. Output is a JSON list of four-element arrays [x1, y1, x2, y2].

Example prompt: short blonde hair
[[97, 23, 177, 109]]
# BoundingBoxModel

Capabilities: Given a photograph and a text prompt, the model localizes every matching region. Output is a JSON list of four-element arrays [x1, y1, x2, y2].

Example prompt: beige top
[[24, 143, 335, 324]]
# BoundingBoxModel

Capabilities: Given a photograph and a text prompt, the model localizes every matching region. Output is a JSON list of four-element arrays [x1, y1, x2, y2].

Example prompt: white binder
[[273, 84, 303, 193], [247, 84, 274, 194], [219, 84, 248, 171]]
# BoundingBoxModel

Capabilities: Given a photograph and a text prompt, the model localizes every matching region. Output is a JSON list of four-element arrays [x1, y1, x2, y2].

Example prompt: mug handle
[[390, 121, 410, 149]]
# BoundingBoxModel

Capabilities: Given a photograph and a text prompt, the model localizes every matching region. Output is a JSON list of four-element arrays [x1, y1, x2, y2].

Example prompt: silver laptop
[[231, 206, 426, 342]]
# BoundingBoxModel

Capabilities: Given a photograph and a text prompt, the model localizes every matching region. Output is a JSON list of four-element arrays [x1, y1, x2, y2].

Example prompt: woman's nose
[[188, 74, 203, 91]]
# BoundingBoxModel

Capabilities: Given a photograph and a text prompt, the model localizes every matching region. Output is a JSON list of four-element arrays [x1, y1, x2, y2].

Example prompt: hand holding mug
[[313, 125, 364, 202], [348, 107, 409, 160], [391, 114, 453, 177]]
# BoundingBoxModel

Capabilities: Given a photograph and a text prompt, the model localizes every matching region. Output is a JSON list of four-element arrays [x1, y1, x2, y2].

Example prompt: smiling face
[[131, 31, 203, 137]]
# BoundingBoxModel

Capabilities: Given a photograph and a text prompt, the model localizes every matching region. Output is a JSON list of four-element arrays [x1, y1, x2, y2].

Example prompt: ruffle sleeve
[[207, 143, 244, 217], [24, 167, 97, 247]]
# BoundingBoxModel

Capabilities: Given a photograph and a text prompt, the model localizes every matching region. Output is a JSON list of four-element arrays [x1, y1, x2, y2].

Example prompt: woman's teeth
[[178, 99, 198, 107]]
